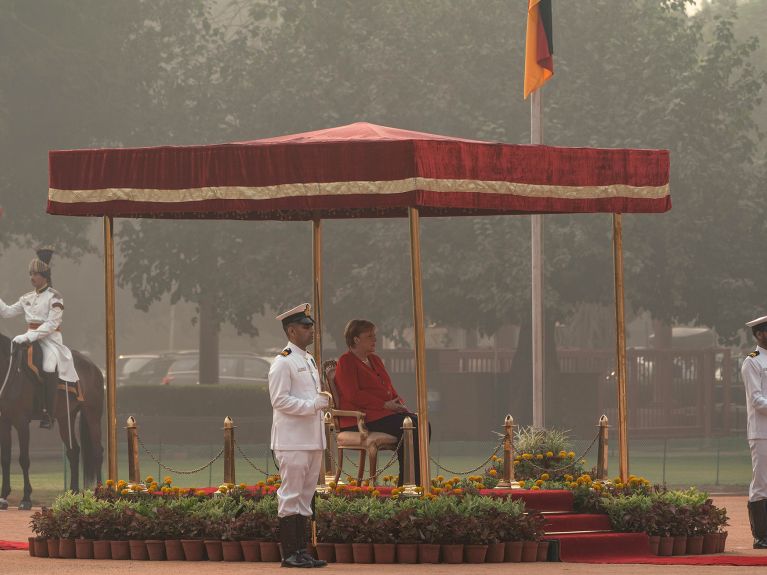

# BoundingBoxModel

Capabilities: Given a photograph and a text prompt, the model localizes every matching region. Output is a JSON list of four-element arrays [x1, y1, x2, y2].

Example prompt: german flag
[[524, 0, 554, 99]]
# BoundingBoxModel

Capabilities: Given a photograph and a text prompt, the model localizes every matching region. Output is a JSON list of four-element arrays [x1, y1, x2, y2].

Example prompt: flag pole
[[531, 90, 544, 428]]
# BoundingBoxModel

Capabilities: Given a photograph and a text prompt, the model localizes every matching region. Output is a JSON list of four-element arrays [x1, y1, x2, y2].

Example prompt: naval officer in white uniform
[[742, 314, 767, 549], [270, 303, 328, 568], [0, 248, 79, 428]]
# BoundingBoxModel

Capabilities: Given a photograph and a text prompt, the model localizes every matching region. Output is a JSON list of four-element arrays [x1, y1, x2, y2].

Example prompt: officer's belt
[[28, 323, 61, 332]]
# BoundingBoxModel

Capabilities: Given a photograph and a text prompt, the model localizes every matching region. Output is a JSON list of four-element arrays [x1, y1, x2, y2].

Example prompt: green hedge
[[117, 384, 272, 417]]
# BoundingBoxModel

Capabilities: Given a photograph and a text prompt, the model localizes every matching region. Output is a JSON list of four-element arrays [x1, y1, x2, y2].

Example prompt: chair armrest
[[330, 409, 369, 439]]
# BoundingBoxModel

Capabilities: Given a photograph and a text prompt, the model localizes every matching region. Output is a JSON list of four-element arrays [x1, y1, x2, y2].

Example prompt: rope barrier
[[428, 437, 505, 476], [233, 439, 272, 476], [137, 435, 224, 475]]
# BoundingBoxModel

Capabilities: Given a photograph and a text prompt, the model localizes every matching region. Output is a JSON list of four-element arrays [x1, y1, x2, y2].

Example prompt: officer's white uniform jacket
[[0, 287, 79, 382], [741, 346, 767, 440], [269, 341, 326, 451]]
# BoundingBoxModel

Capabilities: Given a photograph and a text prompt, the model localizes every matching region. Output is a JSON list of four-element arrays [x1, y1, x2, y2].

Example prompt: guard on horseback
[[0, 247, 79, 429]]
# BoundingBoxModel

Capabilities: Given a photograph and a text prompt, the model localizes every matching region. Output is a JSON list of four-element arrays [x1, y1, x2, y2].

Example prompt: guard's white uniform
[[741, 345, 767, 502], [0, 287, 79, 382], [269, 341, 326, 517]]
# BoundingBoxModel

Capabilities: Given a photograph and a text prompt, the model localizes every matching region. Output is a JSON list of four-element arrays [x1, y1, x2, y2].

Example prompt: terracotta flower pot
[[465, 544, 488, 563], [441, 543, 464, 564], [702, 532, 718, 554], [129, 539, 148, 560], [59, 538, 76, 559], [240, 540, 262, 562], [648, 535, 660, 555], [27, 537, 36, 557], [352, 542, 373, 563], [34, 538, 49, 558], [373, 543, 395, 563], [110, 540, 130, 560], [204, 540, 223, 561], [536, 540, 550, 562], [315, 542, 335, 563], [145, 539, 166, 560], [334, 542, 353, 563], [181, 539, 206, 561], [418, 543, 440, 564], [672, 535, 687, 556], [395, 542, 418, 564], [686, 535, 704, 555], [46, 538, 60, 559], [93, 540, 111, 560], [719, 531, 728, 553], [75, 539, 94, 559], [658, 535, 674, 556], [504, 540, 523, 562], [486, 542, 505, 563], [521, 540, 538, 562], [222, 540, 243, 561], [164, 539, 184, 561], [259, 541, 281, 562]]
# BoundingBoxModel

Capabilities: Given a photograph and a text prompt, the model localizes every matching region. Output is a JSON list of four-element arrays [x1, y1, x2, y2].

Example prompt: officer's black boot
[[747, 500, 767, 549], [39, 372, 58, 429], [279, 515, 313, 568], [297, 515, 327, 568]]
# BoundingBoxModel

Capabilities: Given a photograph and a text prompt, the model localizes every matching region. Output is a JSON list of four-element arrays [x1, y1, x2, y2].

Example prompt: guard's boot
[[39, 372, 59, 429], [297, 515, 327, 568], [279, 515, 313, 568], [747, 500, 767, 549]]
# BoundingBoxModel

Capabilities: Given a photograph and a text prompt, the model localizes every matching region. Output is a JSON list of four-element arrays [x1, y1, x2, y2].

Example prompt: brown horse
[[0, 332, 103, 509]]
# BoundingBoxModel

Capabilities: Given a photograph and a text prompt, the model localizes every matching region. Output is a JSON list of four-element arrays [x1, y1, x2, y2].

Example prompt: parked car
[[160, 352, 274, 387], [117, 352, 192, 387]]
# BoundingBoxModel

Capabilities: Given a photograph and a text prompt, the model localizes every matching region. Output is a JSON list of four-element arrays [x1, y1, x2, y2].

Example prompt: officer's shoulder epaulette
[[748, 350, 760, 358], [48, 288, 62, 298], [281, 348, 292, 357]]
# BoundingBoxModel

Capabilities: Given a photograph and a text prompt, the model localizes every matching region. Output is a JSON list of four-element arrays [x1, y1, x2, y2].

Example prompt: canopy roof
[[48, 122, 670, 220]]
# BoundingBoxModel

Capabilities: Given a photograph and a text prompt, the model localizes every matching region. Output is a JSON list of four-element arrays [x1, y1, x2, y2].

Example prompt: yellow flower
[[568, 452, 575, 458], [131, 483, 141, 492], [195, 490, 206, 496], [453, 488, 463, 495], [328, 482, 336, 489], [535, 454, 544, 460], [546, 451, 554, 457], [219, 486, 229, 494], [161, 486, 171, 494], [145, 475, 154, 484], [266, 478, 274, 485], [489, 469, 498, 477], [569, 482, 578, 489], [239, 483, 247, 490], [451, 477, 460, 484], [105, 479, 114, 487], [581, 474, 592, 482], [117, 479, 127, 488], [531, 485, 540, 490], [120, 488, 130, 495], [164, 476, 173, 485], [431, 487, 442, 494], [564, 474, 573, 482], [559, 451, 567, 458], [349, 479, 358, 486], [391, 487, 400, 495], [540, 473, 550, 481], [522, 453, 532, 460], [361, 481, 369, 487], [436, 475, 445, 482], [415, 486, 424, 493], [150, 483, 158, 491], [491, 455, 498, 462], [477, 483, 485, 489], [593, 484, 603, 491]]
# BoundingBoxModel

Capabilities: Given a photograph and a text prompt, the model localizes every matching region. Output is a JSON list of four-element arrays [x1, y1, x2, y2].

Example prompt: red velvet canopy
[[48, 122, 670, 220]]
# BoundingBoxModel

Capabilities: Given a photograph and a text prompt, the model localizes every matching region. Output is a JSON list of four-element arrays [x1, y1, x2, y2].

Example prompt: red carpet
[[544, 513, 611, 533], [0, 541, 28, 551]]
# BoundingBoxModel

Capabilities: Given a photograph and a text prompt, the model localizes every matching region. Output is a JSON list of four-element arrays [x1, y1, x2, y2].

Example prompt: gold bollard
[[223, 416, 235, 484], [400, 416, 419, 496], [495, 414, 518, 489], [126, 416, 141, 484], [596, 414, 609, 480]]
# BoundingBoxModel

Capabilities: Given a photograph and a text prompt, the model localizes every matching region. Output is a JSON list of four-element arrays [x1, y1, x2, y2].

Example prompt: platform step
[[544, 513, 612, 533]]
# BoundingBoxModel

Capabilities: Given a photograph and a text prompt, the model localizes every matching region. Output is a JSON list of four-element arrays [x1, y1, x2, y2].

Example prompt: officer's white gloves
[[313, 394, 330, 411], [27, 331, 39, 342], [12, 334, 29, 345]]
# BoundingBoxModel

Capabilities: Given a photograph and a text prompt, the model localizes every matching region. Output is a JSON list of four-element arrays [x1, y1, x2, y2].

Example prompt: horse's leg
[[57, 405, 80, 492], [0, 417, 11, 509], [16, 419, 32, 509], [81, 406, 103, 486]]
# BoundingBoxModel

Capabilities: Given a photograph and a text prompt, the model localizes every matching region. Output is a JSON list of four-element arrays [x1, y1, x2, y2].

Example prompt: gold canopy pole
[[103, 216, 118, 481], [613, 213, 629, 482], [312, 219, 323, 368], [408, 207, 431, 488]]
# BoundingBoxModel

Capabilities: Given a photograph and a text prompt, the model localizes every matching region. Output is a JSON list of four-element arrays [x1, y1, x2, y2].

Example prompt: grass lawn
[[3, 436, 751, 507]]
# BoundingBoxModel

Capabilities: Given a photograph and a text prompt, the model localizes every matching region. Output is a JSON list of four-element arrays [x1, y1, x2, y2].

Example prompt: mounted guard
[[0, 247, 80, 428]]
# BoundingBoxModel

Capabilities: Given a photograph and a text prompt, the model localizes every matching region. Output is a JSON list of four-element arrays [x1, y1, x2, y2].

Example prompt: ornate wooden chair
[[321, 359, 399, 485]]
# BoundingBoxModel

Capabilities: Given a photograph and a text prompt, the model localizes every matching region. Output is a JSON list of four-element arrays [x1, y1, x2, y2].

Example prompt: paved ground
[[1, 495, 765, 574]]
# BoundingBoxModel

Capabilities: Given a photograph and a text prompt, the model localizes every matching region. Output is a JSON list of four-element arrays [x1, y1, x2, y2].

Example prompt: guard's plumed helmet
[[28, 247, 55, 282]]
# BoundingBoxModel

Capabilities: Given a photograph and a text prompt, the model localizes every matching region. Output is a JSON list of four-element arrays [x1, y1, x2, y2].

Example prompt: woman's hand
[[384, 399, 409, 413]]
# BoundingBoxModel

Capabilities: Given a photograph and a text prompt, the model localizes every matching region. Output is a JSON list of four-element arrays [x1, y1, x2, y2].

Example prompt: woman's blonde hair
[[344, 319, 376, 348]]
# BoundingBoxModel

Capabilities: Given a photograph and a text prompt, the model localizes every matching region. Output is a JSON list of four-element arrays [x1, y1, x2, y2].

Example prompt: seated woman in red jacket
[[334, 318, 429, 486]]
